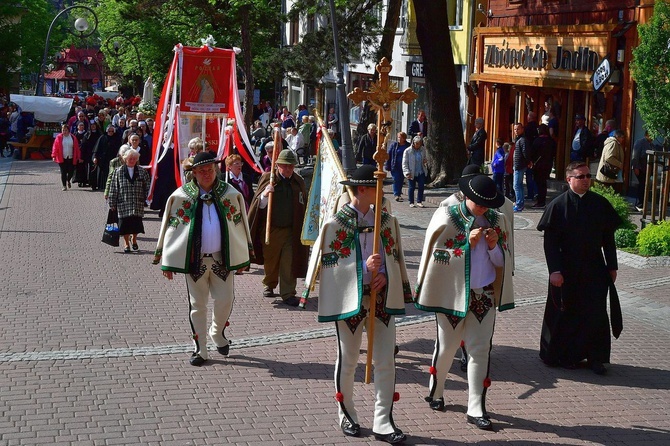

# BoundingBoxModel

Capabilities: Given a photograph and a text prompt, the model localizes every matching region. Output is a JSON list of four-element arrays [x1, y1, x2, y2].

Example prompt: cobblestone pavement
[[1, 158, 669, 445]]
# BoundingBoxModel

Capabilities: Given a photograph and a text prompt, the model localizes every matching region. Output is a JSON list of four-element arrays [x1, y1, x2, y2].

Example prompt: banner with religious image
[[179, 46, 233, 114], [301, 117, 347, 245]]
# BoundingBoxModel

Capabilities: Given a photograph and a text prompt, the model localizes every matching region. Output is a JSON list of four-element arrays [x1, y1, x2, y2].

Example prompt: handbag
[[599, 161, 620, 180], [102, 223, 120, 247], [102, 209, 120, 247]]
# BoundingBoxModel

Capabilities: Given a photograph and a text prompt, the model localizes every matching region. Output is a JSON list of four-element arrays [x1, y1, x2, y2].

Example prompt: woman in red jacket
[[51, 124, 81, 191]]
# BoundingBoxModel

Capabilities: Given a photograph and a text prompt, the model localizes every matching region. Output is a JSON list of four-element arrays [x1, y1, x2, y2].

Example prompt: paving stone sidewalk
[[1, 158, 669, 445]]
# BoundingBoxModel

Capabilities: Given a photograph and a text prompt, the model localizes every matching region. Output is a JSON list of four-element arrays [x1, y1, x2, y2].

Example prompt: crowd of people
[[11, 92, 626, 443]]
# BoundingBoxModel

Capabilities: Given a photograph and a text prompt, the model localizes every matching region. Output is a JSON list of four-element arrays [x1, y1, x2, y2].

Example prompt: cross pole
[[347, 57, 417, 384]]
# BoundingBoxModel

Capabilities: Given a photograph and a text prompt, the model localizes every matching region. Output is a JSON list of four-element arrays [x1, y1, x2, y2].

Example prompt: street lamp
[[35, 5, 98, 96], [103, 33, 143, 95]]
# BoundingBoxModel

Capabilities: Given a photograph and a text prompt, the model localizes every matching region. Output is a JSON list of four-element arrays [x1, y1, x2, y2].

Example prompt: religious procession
[[2, 1, 670, 445]]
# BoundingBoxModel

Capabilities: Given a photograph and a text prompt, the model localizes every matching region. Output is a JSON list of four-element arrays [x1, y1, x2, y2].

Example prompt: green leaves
[[631, 0, 670, 142]]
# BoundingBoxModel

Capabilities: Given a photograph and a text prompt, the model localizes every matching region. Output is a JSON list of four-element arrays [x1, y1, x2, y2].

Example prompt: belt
[[202, 253, 214, 258]]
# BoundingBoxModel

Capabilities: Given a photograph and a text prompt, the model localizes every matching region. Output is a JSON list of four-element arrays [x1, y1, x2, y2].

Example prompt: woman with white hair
[[104, 144, 131, 199], [356, 123, 377, 165], [108, 148, 151, 253]]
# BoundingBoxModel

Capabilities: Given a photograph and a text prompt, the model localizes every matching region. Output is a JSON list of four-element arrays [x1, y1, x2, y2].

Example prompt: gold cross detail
[[347, 57, 418, 166]]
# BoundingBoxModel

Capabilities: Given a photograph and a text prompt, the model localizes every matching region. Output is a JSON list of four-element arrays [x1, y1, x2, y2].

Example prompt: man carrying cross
[[303, 165, 412, 444]]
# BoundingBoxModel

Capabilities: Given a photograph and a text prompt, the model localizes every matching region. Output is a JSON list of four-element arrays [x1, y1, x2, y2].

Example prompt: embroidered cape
[[304, 205, 413, 323], [415, 201, 514, 317], [153, 179, 253, 273]]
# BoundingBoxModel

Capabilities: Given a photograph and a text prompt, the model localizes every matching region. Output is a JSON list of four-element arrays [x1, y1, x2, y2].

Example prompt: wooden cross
[[346, 58, 417, 384], [347, 57, 418, 166]]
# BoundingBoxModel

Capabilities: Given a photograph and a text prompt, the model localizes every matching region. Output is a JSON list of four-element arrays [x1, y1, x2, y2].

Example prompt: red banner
[[180, 47, 232, 113]]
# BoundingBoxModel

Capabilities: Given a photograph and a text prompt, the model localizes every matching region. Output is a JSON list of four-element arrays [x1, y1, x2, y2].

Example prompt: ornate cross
[[347, 57, 418, 166], [346, 58, 417, 384]]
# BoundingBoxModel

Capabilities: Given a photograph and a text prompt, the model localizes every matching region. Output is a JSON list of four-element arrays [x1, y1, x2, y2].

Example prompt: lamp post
[[103, 34, 143, 95], [36, 5, 98, 96]]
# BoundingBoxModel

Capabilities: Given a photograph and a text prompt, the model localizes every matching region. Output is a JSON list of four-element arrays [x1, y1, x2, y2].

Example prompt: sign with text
[[474, 29, 611, 87], [180, 47, 233, 113]]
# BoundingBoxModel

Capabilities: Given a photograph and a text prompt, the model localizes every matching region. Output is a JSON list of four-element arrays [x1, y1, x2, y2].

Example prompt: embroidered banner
[[180, 47, 233, 113], [301, 118, 347, 245]]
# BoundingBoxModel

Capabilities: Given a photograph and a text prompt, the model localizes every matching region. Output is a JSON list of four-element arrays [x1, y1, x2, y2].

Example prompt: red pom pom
[[429, 366, 437, 375], [460, 340, 465, 348], [393, 392, 400, 402], [483, 377, 492, 388], [225, 321, 230, 327], [335, 392, 344, 402]]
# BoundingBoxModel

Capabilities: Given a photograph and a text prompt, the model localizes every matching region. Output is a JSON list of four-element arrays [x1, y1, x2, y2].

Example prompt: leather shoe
[[591, 361, 607, 375], [340, 418, 360, 437], [428, 397, 444, 411], [281, 296, 300, 307], [189, 354, 206, 366], [373, 430, 406, 444], [217, 344, 230, 356], [263, 288, 274, 298], [467, 415, 493, 431]]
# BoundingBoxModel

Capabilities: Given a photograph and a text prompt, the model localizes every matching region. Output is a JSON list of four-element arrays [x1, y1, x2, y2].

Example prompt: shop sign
[[406, 62, 424, 78], [479, 34, 609, 85]]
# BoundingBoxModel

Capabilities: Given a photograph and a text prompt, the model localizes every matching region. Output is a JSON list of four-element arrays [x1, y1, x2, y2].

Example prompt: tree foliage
[[631, 0, 670, 144], [0, 0, 56, 92], [284, 0, 384, 87]]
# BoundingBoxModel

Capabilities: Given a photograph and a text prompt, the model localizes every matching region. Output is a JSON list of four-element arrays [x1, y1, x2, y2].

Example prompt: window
[[448, 0, 463, 29], [289, 16, 299, 45]]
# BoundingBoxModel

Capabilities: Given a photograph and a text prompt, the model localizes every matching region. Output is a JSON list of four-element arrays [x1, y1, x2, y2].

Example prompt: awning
[[10, 94, 73, 123]]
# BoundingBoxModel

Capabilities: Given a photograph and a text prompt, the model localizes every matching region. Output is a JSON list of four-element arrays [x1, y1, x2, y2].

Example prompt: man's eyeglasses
[[568, 174, 592, 179]]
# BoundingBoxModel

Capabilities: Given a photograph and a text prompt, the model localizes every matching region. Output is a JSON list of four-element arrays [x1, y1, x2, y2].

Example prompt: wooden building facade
[[469, 0, 656, 186]]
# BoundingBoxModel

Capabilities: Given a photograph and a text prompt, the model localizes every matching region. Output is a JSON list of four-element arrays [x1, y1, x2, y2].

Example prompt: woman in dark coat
[[149, 141, 178, 219], [81, 122, 101, 189], [93, 126, 122, 191]]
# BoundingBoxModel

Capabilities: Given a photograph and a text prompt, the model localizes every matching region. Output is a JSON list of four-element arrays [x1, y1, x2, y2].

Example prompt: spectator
[[512, 123, 528, 212], [467, 117, 487, 166], [595, 129, 626, 193], [570, 114, 594, 162], [327, 107, 339, 134], [408, 109, 428, 139], [631, 131, 653, 210], [356, 123, 377, 165], [402, 136, 427, 208], [528, 124, 557, 208], [385, 132, 411, 202], [51, 124, 81, 191], [491, 137, 506, 192]]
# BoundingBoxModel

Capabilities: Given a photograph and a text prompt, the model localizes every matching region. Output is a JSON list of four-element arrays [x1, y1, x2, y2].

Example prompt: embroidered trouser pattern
[[334, 296, 398, 435], [428, 287, 496, 418], [185, 255, 234, 360]]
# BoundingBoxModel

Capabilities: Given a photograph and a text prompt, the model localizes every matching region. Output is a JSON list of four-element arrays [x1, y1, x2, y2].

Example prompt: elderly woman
[[596, 129, 625, 193], [402, 136, 428, 208], [104, 144, 130, 199], [108, 148, 151, 253], [225, 154, 253, 210], [51, 124, 81, 191], [182, 137, 206, 182]]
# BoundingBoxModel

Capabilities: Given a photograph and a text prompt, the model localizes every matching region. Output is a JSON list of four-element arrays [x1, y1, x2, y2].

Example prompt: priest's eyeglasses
[[568, 174, 592, 179]]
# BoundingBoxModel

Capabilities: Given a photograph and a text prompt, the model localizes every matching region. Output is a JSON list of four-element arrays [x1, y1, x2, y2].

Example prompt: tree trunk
[[240, 5, 255, 130], [413, 0, 467, 187]]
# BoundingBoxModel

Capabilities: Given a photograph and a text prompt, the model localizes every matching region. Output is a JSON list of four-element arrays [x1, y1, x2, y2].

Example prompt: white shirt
[[469, 214, 504, 289], [62, 135, 74, 159], [200, 188, 222, 254], [347, 203, 386, 285]]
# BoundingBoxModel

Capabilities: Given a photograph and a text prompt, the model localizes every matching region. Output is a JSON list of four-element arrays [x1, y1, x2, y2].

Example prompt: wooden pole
[[365, 108, 389, 384], [265, 128, 281, 244]]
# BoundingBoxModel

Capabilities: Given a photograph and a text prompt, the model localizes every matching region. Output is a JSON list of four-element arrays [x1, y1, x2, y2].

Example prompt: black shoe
[[467, 415, 493, 431], [123, 247, 131, 254], [132, 243, 139, 252], [531, 203, 545, 209], [263, 288, 275, 298], [591, 361, 607, 375], [428, 397, 444, 411], [189, 354, 206, 366], [373, 430, 406, 444], [281, 296, 300, 307], [394, 345, 400, 356], [217, 345, 230, 356], [460, 355, 467, 372], [340, 418, 360, 437]]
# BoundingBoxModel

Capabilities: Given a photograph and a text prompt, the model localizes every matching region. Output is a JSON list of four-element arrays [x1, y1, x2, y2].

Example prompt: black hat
[[461, 164, 483, 179], [458, 175, 505, 209], [340, 165, 378, 187], [190, 151, 221, 170]]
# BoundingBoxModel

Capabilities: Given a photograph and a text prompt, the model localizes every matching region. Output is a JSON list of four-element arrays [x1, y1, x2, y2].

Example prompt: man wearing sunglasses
[[537, 161, 623, 375]]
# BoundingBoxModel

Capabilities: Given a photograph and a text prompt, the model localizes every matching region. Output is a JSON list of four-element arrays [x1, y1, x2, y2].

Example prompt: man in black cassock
[[537, 161, 622, 375]]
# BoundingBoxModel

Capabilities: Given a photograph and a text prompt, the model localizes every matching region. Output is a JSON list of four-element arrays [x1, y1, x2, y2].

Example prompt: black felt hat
[[190, 151, 221, 170], [340, 165, 378, 187], [461, 164, 483, 178], [458, 174, 505, 209]]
